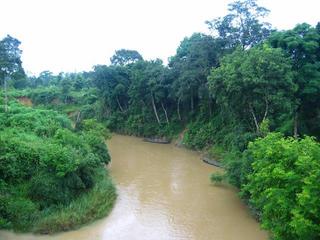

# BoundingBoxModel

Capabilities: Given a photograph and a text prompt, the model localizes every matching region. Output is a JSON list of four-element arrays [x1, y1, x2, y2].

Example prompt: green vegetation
[[0, 100, 116, 233], [241, 133, 320, 240], [1, 0, 320, 239], [0, 35, 116, 232], [33, 169, 116, 234]]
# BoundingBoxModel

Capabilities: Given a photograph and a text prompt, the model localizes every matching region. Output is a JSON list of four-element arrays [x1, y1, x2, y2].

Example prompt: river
[[0, 134, 268, 240]]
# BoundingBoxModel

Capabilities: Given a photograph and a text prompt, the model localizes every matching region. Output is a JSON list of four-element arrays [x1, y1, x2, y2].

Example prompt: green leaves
[[0, 35, 25, 84], [268, 23, 320, 137], [110, 49, 143, 66], [241, 133, 320, 239], [0, 102, 112, 231], [206, 0, 271, 50], [208, 46, 296, 133]]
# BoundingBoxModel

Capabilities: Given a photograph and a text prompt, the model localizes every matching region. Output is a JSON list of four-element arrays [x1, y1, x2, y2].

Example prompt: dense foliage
[[269, 23, 320, 137], [240, 133, 320, 240], [208, 46, 296, 136], [0, 100, 115, 232], [0, 35, 26, 88]]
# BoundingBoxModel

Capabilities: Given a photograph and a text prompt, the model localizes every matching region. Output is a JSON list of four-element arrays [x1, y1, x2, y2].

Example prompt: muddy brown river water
[[0, 134, 268, 240]]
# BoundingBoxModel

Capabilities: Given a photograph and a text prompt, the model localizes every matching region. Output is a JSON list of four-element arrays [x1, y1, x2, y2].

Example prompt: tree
[[61, 78, 72, 103], [110, 49, 143, 66], [73, 75, 86, 90], [241, 133, 320, 240], [128, 60, 168, 125], [206, 0, 271, 50], [92, 64, 131, 116], [208, 46, 296, 133], [37, 71, 55, 86], [268, 23, 320, 137], [0, 35, 24, 79], [0, 35, 26, 111], [169, 33, 221, 119], [144, 59, 167, 124]]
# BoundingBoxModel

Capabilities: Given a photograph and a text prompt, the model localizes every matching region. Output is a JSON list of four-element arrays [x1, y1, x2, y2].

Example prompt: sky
[[0, 0, 319, 76]]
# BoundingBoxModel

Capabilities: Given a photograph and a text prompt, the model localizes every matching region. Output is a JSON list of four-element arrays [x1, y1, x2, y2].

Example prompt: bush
[[183, 120, 216, 149], [240, 133, 320, 240], [210, 173, 225, 184], [0, 102, 116, 232], [28, 87, 60, 105], [182, 111, 257, 151], [33, 169, 116, 234], [6, 197, 39, 231], [0, 131, 40, 183]]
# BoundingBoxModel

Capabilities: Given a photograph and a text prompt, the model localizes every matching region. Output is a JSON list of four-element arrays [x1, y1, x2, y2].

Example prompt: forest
[[1, 0, 320, 239]]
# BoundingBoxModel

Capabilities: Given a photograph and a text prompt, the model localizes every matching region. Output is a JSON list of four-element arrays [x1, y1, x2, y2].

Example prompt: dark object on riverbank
[[202, 156, 222, 168], [143, 137, 171, 144]]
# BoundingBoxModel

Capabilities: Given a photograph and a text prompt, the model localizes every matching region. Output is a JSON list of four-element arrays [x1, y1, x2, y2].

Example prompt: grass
[[32, 169, 117, 234]]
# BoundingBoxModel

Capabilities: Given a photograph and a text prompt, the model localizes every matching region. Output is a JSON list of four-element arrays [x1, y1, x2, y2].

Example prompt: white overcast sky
[[0, 0, 319, 75]]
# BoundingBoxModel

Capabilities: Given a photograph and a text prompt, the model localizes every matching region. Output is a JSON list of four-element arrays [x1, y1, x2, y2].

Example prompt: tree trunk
[[190, 91, 194, 112], [75, 111, 81, 129], [4, 76, 8, 112], [177, 97, 182, 121], [102, 99, 111, 118], [161, 102, 169, 124], [151, 94, 160, 124], [76, 111, 81, 123], [294, 110, 298, 138], [249, 103, 260, 132], [116, 96, 124, 112], [262, 97, 269, 122]]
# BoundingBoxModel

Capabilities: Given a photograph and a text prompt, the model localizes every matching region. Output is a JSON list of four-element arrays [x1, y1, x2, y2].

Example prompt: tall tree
[[92, 65, 130, 115], [110, 49, 143, 66], [0, 35, 25, 110], [208, 46, 296, 133], [169, 33, 221, 119], [128, 60, 168, 125], [206, 0, 272, 50], [268, 23, 320, 137], [0, 35, 24, 79], [37, 70, 55, 86]]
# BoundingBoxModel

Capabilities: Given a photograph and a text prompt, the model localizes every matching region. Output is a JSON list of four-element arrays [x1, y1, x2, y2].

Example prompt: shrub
[[0, 102, 115, 232], [210, 173, 225, 184], [33, 169, 116, 234], [241, 133, 320, 240]]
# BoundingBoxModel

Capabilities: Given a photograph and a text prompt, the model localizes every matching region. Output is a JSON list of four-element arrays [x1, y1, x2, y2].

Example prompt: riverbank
[[0, 134, 268, 240], [0, 101, 117, 235], [0, 168, 117, 235], [33, 169, 117, 234]]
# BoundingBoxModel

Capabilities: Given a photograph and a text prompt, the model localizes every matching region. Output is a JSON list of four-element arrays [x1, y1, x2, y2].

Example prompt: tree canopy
[[110, 49, 143, 66], [0, 35, 26, 88], [206, 0, 272, 50]]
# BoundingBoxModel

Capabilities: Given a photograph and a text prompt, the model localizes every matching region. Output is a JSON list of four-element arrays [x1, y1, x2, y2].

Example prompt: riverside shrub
[[0, 102, 114, 231], [241, 133, 320, 240]]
